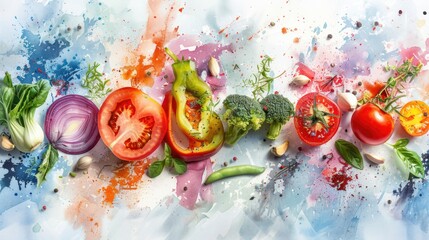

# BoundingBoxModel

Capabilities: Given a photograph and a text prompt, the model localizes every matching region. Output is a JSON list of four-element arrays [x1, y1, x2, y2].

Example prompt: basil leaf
[[164, 144, 173, 167], [335, 139, 364, 170], [35, 144, 59, 187], [393, 138, 409, 149], [395, 147, 424, 179], [165, 156, 172, 168], [164, 143, 171, 156], [173, 158, 187, 175], [147, 160, 165, 178]]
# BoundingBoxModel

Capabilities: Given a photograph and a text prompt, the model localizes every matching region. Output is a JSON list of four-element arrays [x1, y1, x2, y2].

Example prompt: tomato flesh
[[351, 103, 394, 145], [399, 100, 429, 136], [98, 87, 167, 161], [294, 92, 341, 146]]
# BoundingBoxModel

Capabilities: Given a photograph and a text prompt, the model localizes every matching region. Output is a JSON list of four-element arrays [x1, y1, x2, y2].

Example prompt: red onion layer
[[44, 94, 100, 155]]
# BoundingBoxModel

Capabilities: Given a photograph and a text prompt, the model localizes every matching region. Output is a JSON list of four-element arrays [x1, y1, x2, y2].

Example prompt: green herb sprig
[[390, 138, 424, 179], [335, 139, 364, 170], [81, 62, 112, 100], [242, 55, 285, 100], [362, 59, 422, 113], [147, 144, 187, 178]]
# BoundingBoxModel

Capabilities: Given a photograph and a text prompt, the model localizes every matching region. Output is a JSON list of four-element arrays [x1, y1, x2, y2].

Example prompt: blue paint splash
[[18, 29, 71, 84], [0, 153, 38, 191], [393, 150, 429, 233]]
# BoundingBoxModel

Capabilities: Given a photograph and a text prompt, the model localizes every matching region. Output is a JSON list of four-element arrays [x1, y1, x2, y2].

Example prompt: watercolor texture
[[1, 0, 429, 239]]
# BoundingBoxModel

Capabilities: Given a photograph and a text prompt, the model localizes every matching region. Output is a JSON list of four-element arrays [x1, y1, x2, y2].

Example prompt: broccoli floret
[[260, 94, 294, 140], [223, 94, 266, 145]]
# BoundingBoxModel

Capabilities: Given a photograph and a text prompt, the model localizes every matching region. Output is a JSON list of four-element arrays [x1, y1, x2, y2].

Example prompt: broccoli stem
[[225, 126, 250, 145], [266, 122, 283, 140]]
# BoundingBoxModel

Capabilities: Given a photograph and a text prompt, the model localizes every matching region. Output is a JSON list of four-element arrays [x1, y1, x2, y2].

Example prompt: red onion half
[[44, 95, 100, 154]]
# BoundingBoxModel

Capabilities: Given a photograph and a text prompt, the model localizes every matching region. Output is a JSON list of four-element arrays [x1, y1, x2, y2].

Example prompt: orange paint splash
[[122, 0, 179, 87], [102, 160, 151, 204], [281, 27, 287, 34], [66, 198, 103, 240]]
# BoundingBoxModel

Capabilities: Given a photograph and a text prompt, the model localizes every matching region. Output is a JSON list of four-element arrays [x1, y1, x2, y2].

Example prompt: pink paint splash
[[164, 35, 234, 96], [176, 158, 213, 209], [400, 38, 429, 66]]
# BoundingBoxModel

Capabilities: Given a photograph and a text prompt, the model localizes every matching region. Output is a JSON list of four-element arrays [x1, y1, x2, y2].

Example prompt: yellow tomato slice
[[399, 100, 429, 136]]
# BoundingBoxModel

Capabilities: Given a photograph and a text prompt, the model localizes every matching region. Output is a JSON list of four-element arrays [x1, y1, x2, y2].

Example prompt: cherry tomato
[[351, 103, 394, 145], [98, 87, 167, 161], [294, 92, 341, 146], [399, 100, 429, 136]]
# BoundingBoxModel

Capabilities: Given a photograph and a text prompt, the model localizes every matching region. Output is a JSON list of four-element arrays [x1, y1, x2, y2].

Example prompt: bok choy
[[0, 72, 50, 152]]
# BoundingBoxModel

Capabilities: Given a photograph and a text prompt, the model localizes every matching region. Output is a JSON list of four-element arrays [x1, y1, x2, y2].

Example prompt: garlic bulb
[[75, 156, 93, 170], [291, 75, 311, 86], [208, 57, 220, 77], [337, 92, 357, 112]]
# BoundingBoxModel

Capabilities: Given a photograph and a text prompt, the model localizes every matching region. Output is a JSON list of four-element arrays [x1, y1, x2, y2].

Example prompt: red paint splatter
[[178, 7, 184, 12], [322, 161, 353, 191], [219, 16, 240, 36], [362, 80, 387, 100], [294, 62, 315, 80]]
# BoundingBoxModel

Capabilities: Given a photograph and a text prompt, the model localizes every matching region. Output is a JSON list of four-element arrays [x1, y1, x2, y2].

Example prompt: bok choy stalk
[[0, 72, 50, 152]]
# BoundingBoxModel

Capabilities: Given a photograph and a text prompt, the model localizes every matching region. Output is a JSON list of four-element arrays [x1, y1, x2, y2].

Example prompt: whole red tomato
[[294, 92, 341, 146], [351, 103, 394, 145]]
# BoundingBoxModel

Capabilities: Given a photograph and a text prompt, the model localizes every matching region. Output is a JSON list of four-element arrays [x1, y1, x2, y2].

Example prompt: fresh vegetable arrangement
[[1, 47, 426, 189]]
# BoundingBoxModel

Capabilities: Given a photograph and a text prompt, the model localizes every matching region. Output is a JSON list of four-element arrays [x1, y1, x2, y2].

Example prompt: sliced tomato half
[[294, 92, 341, 146], [399, 100, 429, 136], [98, 87, 167, 161]]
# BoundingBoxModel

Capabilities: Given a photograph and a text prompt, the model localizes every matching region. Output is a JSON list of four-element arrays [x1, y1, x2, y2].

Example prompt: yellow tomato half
[[399, 100, 429, 136]]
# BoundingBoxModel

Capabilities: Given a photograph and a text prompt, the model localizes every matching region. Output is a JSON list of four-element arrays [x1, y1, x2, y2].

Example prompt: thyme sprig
[[364, 59, 422, 113], [243, 55, 285, 100], [81, 62, 112, 100]]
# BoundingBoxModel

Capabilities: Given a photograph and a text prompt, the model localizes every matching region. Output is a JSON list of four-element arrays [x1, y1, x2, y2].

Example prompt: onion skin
[[44, 95, 100, 155]]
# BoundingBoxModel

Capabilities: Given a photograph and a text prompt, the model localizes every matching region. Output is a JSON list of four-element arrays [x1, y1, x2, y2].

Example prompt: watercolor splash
[[121, 0, 179, 87], [101, 159, 151, 204]]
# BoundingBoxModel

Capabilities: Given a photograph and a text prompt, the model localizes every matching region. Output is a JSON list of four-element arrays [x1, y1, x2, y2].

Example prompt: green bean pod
[[204, 165, 265, 185]]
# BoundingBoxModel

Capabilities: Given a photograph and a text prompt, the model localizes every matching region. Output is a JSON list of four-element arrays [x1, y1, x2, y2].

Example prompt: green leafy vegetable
[[147, 144, 187, 178], [335, 139, 364, 170], [81, 62, 112, 100], [391, 138, 424, 179], [147, 161, 165, 178], [0, 72, 50, 152], [242, 56, 285, 100], [392, 138, 409, 149], [35, 144, 59, 187]]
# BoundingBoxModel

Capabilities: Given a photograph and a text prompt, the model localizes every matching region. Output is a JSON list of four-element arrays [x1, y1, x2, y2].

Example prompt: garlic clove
[[337, 92, 357, 112], [271, 140, 289, 157], [75, 156, 93, 170], [291, 75, 311, 86], [208, 56, 220, 77], [364, 153, 384, 164], [1, 135, 15, 151]]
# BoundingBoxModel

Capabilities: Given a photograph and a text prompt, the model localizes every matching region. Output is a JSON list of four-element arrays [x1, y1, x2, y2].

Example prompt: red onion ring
[[44, 94, 100, 154]]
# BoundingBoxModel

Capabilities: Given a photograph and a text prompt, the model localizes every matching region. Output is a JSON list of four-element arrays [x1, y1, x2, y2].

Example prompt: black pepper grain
[[356, 21, 362, 29]]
